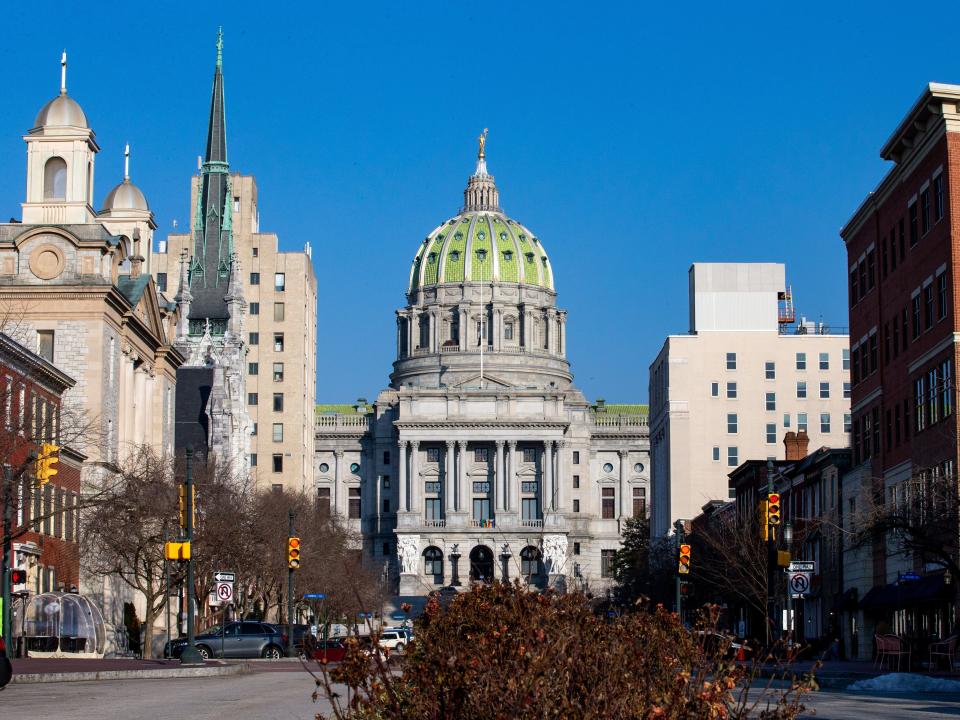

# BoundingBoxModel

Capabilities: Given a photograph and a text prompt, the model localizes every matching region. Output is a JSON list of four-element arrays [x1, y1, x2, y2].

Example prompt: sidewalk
[[759, 658, 960, 689], [8, 657, 247, 684]]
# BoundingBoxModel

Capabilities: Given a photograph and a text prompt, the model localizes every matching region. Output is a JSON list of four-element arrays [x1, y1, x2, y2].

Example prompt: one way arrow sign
[[214, 571, 235, 582]]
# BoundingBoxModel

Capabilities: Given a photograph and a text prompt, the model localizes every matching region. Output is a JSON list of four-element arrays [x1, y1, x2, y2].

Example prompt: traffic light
[[35, 443, 60, 485], [678, 543, 691, 575], [679, 580, 692, 596], [287, 537, 301, 570], [10, 568, 26, 585], [768, 493, 782, 526], [178, 485, 196, 530]]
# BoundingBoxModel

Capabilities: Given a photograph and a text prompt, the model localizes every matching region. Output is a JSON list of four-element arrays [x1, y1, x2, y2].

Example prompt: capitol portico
[[316, 135, 649, 595]]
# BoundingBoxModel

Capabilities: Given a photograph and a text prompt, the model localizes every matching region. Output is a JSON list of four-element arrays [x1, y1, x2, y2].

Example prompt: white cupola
[[21, 51, 100, 225]]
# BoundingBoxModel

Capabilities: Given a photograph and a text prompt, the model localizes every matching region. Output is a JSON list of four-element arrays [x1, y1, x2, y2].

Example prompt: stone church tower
[[172, 31, 251, 473]]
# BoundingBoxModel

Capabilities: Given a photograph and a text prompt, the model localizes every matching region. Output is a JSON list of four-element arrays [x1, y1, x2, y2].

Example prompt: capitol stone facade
[[315, 139, 649, 595]]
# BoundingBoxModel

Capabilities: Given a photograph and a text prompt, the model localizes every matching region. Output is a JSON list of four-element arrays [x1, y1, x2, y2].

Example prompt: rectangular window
[[273, 393, 284, 412], [272, 454, 283, 472], [251, 422, 257, 436], [842, 348, 850, 370], [274, 333, 284, 352], [249, 332, 259, 346], [844, 413, 852, 433], [573, 542, 581, 556], [819, 382, 830, 399], [274, 302, 285, 321], [383, 450, 391, 466], [820, 413, 831, 433], [913, 295, 922, 338], [248, 362, 258, 375], [921, 188, 931, 235], [783, 413, 791, 428], [474, 447, 489, 462], [727, 413, 738, 433], [798, 412, 808, 433], [866, 250, 876, 289], [882, 236, 889, 278], [909, 202, 919, 246], [869, 335, 878, 374], [37, 330, 54, 362], [249, 302, 260, 315], [819, 352, 829, 370], [929, 368, 941, 425], [843, 381, 851, 399], [247, 393, 258, 406], [54, 489, 63, 538], [934, 174, 944, 221], [915, 376, 926, 432], [504, 322, 514, 340], [522, 447, 537, 463], [943, 359, 954, 417], [250, 272, 260, 285], [250, 453, 258, 467], [472, 498, 491, 522], [766, 423, 776, 444], [274, 272, 286, 291], [925, 285, 934, 330], [938, 273, 948, 320], [726, 353, 737, 370], [573, 499, 580, 513], [382, 474, 390, 488], [572, 451, 580, 464], [316, 488, 331, 516], [272, 423, 283, 442], [726, 382, 737, 399], [727, 446, 738, 467], [426, 447, 440, 462], [601, 487, 615, 519], [252, 246, 258, 258], [632, 487, 646, 517], [796, 381, 807, 399], [796, 352, 806, 370], [233, 196, 240, 212], [902, 307, 909, 351], [850, 265, 859, 306], [712, 446, 720, 462], [349, 487, 361, 519], [899, 217, 906, 259], [601, 549, 616, 578], [156, 273, 168, 293], [765, 361, 776, 380], [573, 474, 580, 488], [382, 499, 390, 513], [765, 392, 776, 411], [273, 362, 284, 382], [710, 382, 719, 398]]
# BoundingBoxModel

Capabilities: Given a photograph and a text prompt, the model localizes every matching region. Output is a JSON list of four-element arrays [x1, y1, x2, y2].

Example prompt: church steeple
[[190, 27, 233, 323]]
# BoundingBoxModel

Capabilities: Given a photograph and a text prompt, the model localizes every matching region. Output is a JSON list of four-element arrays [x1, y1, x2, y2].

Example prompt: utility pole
[[180, 449, 203, 665], [287, 509, 295, 658]]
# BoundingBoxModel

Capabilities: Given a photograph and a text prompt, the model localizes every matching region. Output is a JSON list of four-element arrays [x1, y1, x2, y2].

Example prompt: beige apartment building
[[649, 263, 851, 537], [154, 172, 317, 489]]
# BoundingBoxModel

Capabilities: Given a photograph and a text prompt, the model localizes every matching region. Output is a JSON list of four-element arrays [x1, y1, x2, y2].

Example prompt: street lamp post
[[783, 521, 794, 642], [449, 545, 461, 586], [180, 449, 204, 665]]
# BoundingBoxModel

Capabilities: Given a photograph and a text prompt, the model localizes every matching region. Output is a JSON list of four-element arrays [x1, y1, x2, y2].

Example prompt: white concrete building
[[649, 263, 851, 537]]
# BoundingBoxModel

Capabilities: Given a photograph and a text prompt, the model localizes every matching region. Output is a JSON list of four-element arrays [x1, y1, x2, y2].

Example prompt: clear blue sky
[[1, 1, 955, 403]]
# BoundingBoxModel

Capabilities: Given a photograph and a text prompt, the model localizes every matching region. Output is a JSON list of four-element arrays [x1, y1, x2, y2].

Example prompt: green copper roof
[[409, 211, 553, 293], [316, 403, 371, 415], [592, 403, 649, 415]]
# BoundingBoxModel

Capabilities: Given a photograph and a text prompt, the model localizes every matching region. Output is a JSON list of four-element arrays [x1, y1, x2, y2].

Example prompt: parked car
[[311, 638, 347, 663], [0, 637, 12, 688], [269, 622, 309, 651], [164, 621, 287, 660], [377, 630, 409, 653]]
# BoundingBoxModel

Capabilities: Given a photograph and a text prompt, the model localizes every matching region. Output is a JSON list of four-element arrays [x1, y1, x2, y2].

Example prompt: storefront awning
[[859, 573, 949, 611]]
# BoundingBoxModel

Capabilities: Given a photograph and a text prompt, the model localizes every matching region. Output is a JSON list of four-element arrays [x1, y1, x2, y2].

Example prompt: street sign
[[214, 571, 235, 582], [304, 593, 326, 600], [788, 561, 816, 573], [215, 581, 234, 604], [788, 572, 812, 597], [901, 571, 921, 582]]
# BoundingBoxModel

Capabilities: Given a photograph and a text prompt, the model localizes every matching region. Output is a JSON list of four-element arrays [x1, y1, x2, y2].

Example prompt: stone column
[[457, 440, 467, 513], [522, 306, 531, 350], [618, 449, 628, 519], [398, 440, 408, 512], [543, 441, 554, 513], [459, 307, 468, 352], [405, 315, 414, 357], [493, 308, 502, 351], [445, 440, 456, 517], [133, 366, 145, 445], [410, 441, 420, 516], [334, 450, 344, 516], [396, 315, 403, 358], [555, 439, 566, 513], [494, 440, 504, 513], [547, 309, 557, 354], [507, 441, 517, 512], [429, 310, 438, 352], [559, 312, 567, 356]]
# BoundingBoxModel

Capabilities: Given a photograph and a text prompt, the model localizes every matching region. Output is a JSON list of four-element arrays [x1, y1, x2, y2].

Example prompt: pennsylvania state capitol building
[[316, 135, 649, 595]]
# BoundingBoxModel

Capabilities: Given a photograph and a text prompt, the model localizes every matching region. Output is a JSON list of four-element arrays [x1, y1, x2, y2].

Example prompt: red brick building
[[840, 84, 960, 655], [0, 332, 84, 595]]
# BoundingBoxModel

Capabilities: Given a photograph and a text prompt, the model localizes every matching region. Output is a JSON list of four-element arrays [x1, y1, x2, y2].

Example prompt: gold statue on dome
[[478, 128, 488, 159]]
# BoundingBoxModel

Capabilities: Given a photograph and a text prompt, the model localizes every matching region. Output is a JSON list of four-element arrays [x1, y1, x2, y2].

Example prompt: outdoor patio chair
[[929, 635, 958, 670], [875, 634, 911, 671]]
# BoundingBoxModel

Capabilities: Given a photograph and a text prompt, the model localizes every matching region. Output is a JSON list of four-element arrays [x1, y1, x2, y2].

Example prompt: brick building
[[0, 332, 85, 595], [840, 83, 960, 656]]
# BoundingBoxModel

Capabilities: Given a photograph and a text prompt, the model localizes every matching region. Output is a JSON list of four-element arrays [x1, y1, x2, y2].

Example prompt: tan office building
[[649, 263, 851, 537], [154, 172, 316, 489]]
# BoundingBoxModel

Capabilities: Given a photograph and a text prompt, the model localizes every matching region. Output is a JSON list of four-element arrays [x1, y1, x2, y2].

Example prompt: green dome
[[408, 211, 553, 293]]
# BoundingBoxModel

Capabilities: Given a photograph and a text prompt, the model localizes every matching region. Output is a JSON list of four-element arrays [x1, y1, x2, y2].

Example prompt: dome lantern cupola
[[463, 128, 499, 212]]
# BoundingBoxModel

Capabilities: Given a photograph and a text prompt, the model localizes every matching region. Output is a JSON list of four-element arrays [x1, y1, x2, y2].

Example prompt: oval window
[[634, 463, 645, 473], [350, 462, 360, 474], [319, 463, 329, 473], [602, 462, 614, 474]]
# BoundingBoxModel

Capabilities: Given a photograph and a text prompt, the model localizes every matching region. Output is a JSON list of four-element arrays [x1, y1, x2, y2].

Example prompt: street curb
[[9, 662, 249, 684]]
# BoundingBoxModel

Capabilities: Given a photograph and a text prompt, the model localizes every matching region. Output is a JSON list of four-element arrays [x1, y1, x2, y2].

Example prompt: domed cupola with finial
[[22, 51, 100, 225], [99, 143, 158, 273]]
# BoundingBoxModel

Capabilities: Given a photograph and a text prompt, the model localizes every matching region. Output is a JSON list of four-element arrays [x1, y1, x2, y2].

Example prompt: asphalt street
[[3, 670, 960, 719]]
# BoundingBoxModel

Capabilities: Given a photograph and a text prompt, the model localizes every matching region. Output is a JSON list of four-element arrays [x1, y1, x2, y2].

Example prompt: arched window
[[520, 546, 541, 578], [423, 546, 443, 580], [44, 157, 67, 200]]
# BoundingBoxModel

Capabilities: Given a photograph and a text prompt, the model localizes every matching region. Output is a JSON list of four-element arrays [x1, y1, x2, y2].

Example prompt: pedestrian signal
[[10, 568, 26, 585], [287, 537, 301, 570], [678, 543, 692, 574], [768, 493, 782, 526]]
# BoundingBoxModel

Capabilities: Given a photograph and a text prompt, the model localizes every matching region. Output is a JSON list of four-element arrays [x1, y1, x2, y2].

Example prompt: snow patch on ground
[[848, 673, 960, 693]]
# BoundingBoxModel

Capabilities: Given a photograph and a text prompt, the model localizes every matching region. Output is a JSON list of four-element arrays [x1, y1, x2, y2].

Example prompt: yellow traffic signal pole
[[2, 450, 39, 657], [179, 449, 203, 665], [673, 519, 686, 621], [287, 509, 295, 658], [765, 460, 777, 649]]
